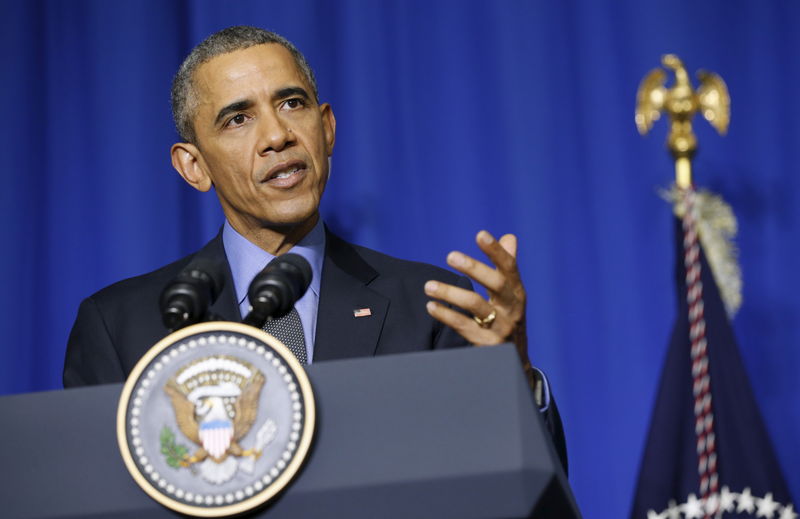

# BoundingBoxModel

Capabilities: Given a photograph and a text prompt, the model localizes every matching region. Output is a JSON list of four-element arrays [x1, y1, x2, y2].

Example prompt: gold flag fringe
[[662, 185, 743, 318]]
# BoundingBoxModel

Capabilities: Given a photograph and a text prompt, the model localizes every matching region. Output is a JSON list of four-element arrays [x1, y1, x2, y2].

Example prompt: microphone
[[159, 257, 225, 332], [243, 253, 312, 328]]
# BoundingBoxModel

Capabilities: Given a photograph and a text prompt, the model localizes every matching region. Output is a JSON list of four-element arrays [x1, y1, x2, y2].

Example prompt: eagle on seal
[[164, 370, 265, 465]]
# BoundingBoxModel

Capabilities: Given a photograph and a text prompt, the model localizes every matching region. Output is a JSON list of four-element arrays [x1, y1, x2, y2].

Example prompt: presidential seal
[[117, 321, 315, 517]]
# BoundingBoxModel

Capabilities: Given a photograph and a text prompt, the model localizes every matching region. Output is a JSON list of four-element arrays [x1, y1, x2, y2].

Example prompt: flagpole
[[675, 156, 692, 189]]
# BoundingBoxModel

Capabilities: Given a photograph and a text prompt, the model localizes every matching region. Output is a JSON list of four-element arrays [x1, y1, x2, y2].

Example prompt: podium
[[0, 344, 580, 518]]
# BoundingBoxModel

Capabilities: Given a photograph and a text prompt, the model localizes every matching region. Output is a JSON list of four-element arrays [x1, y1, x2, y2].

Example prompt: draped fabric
[[1, 1, 797, 517]]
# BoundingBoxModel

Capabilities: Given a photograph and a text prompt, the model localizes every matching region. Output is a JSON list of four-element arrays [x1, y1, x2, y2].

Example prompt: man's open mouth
[[264, 161, 307, 186], [272, 167, 300, 179]]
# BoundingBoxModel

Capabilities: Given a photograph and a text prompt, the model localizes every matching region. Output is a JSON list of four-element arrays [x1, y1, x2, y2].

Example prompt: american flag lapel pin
[[353, 308, 372, 318]]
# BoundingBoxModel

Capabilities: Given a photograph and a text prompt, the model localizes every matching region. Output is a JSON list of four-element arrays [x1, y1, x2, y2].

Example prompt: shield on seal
[[199, 418, 234, 459]]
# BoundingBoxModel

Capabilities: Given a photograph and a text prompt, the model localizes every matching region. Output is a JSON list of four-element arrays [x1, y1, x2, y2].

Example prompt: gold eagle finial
[[636, 54, 730, 188]]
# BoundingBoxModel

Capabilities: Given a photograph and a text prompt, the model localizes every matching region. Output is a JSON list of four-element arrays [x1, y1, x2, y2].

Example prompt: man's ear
[[320, 103, 336, 156], [171, 142, 212, 192]]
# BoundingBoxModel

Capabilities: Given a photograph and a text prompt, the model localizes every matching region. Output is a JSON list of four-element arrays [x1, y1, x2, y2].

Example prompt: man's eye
[[283, 98, 305, 110], [227, 114, 247, 127]]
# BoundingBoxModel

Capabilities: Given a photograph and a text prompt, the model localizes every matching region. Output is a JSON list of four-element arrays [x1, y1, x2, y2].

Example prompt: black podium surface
[[0, 345, 579, 518]]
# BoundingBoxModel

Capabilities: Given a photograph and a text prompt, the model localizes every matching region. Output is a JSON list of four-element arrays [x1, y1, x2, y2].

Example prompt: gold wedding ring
[[473, 309, 497, 328]]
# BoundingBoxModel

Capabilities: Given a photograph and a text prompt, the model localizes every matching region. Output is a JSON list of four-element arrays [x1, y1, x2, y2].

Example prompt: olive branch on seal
[[160, 425, 189, 468]]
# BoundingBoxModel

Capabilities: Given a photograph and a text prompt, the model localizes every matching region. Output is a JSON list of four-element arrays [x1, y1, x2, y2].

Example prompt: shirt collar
[[222, 219, 325, 307]]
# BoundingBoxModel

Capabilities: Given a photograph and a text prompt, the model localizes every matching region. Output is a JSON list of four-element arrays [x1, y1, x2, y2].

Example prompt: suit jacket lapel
[[313, 231, 389, 362]]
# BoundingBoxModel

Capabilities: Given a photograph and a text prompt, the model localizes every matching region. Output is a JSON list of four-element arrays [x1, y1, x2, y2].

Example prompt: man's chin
[[260, 210, 320, 233]]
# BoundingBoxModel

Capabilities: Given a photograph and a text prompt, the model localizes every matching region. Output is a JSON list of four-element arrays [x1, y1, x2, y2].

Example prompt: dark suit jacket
[[63, 229, 567, 471]]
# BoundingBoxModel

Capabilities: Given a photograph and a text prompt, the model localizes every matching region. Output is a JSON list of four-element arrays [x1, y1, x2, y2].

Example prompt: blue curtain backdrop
[[1, 1, 797, 517]]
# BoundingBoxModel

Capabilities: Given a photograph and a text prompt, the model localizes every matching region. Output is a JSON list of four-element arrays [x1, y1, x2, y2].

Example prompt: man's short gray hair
[[171, 26, 319, 144]]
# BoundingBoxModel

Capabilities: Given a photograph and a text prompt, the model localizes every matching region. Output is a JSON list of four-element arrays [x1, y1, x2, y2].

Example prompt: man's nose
[[258, 111, 295, 153]]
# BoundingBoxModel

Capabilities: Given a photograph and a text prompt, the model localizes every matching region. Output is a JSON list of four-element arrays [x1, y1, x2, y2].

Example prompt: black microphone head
[[272, 253, 312, 296], [246, 253, 312, 323], [183, 256, 225, 301], [159, 257, 226, 331]]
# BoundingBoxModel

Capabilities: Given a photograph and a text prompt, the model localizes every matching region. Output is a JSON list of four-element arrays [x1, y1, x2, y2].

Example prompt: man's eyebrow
[[274, 87, 310, 101], [214, 99, 254, 126]]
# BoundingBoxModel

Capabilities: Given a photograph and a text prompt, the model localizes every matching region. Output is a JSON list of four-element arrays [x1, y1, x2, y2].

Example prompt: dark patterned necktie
[[262, 307, 308, 364]]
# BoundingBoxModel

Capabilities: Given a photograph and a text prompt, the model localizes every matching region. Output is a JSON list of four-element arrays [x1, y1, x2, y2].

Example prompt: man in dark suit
[[63, 26, 566, 470]]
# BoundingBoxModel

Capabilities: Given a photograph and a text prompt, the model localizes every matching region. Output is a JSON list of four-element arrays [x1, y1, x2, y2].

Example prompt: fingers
[[498, 233, 517, 258], [446, 251, 506, 293], [476, 231, 519, 278], [425, 300, 510, 346], [425, 229, 527, 350], [424, 280, 493, 320], [424, 278, 517, 346], [446, 231, 523, 308]]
